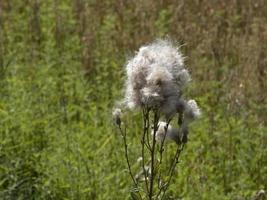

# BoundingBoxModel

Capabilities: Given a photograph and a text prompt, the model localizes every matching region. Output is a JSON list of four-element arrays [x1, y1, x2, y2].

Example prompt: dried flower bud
[[112, 108, 122, 126]]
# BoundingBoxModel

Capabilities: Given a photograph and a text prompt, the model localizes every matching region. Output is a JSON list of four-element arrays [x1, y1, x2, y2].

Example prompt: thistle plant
[[113, 40, 200, 200]]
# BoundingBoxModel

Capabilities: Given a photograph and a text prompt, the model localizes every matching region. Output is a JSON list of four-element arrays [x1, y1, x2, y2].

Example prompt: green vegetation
[[0, 0, 266, 199]]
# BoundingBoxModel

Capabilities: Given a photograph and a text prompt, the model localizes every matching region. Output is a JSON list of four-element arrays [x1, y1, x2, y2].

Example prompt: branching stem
[[118, 125, 143, 200], [157, 144, 185, 199]]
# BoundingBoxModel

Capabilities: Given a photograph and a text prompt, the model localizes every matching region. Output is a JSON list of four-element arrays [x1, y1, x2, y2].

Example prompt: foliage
[[0, 0, 266, 199]]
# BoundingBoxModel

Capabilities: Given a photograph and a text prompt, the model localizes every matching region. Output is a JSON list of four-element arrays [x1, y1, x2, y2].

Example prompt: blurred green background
[[0, 0, 266, 199]]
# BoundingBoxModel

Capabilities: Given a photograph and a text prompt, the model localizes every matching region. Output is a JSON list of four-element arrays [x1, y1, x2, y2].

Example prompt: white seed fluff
[[181, 100, 201, 132], [112, 108, 122, 118], [153, 121, 180, 144], [124, 39, 190, 117], [184, 100, 201, 121]]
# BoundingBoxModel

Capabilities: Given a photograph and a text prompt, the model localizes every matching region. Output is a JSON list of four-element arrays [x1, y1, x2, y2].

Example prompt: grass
[[0, 0, 266, 199]]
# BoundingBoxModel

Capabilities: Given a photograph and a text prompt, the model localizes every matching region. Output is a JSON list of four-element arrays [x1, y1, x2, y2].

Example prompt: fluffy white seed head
[[124, 39, 188, 114], [117, 40, 201, 142]]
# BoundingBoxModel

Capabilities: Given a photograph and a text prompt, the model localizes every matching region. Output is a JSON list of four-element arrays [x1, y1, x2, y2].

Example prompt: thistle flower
[[116, 40, 201, 197], [124, 39, 189, 117], [153, 121, 180, 144]]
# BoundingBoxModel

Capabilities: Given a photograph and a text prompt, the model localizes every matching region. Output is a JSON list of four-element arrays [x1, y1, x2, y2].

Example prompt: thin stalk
[[143, 107, 152, 151], [158, 144, 185, 199], [149, 110, 160, 200], [118, 125, 143, 200], [157, 118, 171, 189], [141, 108, 150, 194], [159, 119, 171, 158], [146, 111, 152, 151]]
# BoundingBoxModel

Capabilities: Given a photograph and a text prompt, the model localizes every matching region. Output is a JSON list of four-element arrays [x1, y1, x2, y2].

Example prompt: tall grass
[[0, 0, 266, 199]]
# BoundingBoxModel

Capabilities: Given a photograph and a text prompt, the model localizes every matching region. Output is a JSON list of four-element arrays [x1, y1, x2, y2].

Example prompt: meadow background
[[0, 0, 266, 199]]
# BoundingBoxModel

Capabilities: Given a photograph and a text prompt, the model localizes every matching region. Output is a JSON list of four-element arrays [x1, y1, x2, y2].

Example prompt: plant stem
[[159, 144, 185, 199], [142, 108, 150, 194], [118, 125, 143, 200], [149, 110, 159, 200], [157, 119, 171, 190]]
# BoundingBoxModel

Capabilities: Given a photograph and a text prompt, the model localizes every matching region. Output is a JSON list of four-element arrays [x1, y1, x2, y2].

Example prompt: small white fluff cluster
[[112, 108, 122, 126], [124, 40, 191, 118], [180, 99, 201, 132], [112, 108, 122, 119], [153, 121, 180, 144]]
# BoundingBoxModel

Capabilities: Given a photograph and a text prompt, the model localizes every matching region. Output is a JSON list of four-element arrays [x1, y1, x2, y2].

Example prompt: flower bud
[[112, 108, 122, 126]]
